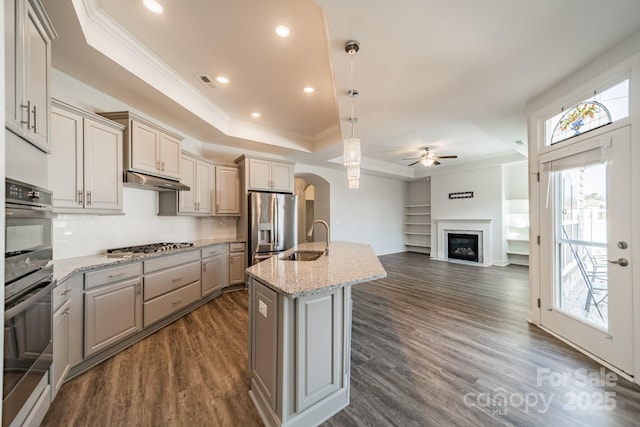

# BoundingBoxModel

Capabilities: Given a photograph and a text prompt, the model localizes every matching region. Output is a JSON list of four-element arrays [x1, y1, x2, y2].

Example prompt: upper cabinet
[[98, 111, 182, 180], [5, 0, 57, 152], [235, 155, 294, 193], [158, 151, 214, 216], [49, 100, 124, 214], [214, 166, 240, 216]]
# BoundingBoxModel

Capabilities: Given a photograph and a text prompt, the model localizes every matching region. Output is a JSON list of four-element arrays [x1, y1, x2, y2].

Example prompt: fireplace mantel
[[433, 219, 492, 266]]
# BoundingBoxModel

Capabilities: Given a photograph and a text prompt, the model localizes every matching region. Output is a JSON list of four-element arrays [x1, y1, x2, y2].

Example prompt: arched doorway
[[294, 174, 330, 244]]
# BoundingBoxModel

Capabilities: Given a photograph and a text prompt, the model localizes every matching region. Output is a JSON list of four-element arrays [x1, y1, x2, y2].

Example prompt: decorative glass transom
[[550, 101, 611, 144], [545, 79, 629, 146]]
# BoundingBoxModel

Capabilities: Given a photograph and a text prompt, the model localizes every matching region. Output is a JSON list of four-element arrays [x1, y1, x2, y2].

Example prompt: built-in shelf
[[405, 180, 431, 255], [505, 198, 529, 266]]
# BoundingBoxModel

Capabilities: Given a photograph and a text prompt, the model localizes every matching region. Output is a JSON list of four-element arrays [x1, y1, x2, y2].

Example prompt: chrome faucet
[[307, 220, 330, 254]]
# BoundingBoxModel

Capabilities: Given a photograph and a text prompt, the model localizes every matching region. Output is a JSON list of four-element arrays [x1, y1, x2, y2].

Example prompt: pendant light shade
[[343, 137, 361, 166], [347, 164, 360, 189]]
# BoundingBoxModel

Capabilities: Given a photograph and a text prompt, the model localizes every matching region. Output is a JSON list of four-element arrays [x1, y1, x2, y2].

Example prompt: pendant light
[[344, 40, 361, 189]]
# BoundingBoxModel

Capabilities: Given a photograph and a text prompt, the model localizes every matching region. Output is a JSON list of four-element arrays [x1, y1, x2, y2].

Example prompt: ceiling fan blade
[[433, 160, 441, 166], [436, 155, 458, 159], [402, 157, 421, 160], [408, 161, 420, 166]]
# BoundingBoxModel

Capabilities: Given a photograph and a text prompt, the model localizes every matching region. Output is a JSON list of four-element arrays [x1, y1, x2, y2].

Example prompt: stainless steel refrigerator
[[248, 192, 298, 265]]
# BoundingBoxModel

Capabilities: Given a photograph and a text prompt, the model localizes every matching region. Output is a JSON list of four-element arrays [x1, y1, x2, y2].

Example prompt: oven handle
[[5, 206, 56, 219], [4, 279, 56, 320]]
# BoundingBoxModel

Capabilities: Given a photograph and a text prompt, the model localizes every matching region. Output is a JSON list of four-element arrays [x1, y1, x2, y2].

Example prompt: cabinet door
[[159, 133, 181, 179], [196, 160, 212, 214], [201, 255, 222, 296], [23, 1, 51, 151], [248, 158, 272, 190], [229, 252, 246, 285], [84, 278, 142, 357], [49, 106, 84, 209], [83, 118, 123, 211], [5, 0, 19, 133], [130, 119, 160, 175], [271, 162, 294, 192], [52, 300, 70, 400], [215, 166, 240, 215], [179, 155, 196, 213]]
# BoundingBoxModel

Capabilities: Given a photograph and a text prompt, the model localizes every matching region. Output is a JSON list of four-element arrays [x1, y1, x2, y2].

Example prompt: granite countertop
[[52, 238, 245, 283], [245, 241, 387, 298]]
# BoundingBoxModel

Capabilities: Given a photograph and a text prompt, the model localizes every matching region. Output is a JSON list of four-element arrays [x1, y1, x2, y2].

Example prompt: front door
[[539, 126, 633, 375]]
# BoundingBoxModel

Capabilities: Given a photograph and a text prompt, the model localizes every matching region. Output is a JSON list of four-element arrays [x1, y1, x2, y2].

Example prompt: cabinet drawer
[[143, 250, 200, 274], [144, 261, 200, 301], [85, 263, 141, 289], [143, 281, 200, 327], [201, 246, 223, 258], [229, 242, 245, 253], [53, 279, 72, 312]]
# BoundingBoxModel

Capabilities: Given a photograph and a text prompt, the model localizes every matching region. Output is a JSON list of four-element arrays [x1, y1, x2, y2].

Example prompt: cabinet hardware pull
[[32, 104, 37, 132], [136, 282, 141, 295], [157, 160, 161, 171], [61, 290, 71, 296], [87, 191, 92, 206], [78, 190, 84, 205], [63, 308, 71, 316], [20, 101, 32, 129], [203, 263, 206, 272], [172, 277, 182, 283], [107, 272, 126, 278], [161, 161, 165, 171], [172, 299, 183, 306]]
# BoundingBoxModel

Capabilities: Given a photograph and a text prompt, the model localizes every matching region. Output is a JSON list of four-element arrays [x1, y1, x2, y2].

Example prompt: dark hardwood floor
[[42, 252, 640, 426]]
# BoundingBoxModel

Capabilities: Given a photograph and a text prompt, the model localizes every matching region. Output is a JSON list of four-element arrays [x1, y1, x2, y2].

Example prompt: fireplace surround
[[434, 219, 492, 266]]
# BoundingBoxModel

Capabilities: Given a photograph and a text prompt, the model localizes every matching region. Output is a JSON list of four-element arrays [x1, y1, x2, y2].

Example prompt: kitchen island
[[246, 241, 386, 427]]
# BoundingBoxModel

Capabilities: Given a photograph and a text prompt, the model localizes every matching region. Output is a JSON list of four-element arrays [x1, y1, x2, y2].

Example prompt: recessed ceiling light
[[251, 112, 261, 118], [143, 0, 163, 14], [275, 25, 290, 38], [216, 76, 229, 85], [303, 86, 315, 94]]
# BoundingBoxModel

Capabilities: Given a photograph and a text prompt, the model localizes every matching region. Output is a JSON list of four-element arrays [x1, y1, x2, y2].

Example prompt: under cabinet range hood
[[123, 171, 190, 191]]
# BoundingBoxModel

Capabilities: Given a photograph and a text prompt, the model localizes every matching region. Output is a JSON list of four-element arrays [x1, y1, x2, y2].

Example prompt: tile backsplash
[[53, 187, 237, 260]]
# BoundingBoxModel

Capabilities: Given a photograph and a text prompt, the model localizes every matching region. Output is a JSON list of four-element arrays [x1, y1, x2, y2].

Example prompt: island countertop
[[245, 241, 387, 297]]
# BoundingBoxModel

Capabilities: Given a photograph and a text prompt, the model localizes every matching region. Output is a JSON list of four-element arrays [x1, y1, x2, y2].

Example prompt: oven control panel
[[6, 178, 52, 208]]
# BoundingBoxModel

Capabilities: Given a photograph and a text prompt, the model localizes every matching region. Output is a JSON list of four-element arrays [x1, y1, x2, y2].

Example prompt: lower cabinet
[[84, 276, 143, 357], [249, 278, 351, 426], [52, 299, 71, 399], [201, 245, 229, 296], [142, 250, 201, 327], [229, 242, 246, 285]]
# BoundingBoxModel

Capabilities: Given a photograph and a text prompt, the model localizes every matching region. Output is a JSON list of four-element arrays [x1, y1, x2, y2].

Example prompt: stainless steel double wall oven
[[4, 178, 55, 426]]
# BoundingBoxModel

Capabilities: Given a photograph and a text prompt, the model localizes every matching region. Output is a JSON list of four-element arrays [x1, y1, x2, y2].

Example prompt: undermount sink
[[280, 250, 325, 261]]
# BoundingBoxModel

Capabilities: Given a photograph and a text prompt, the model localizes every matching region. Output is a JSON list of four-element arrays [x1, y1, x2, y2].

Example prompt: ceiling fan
[[403, 147, 458, 167]]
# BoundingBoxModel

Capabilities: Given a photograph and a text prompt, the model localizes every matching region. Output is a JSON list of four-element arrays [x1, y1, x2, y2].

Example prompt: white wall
[[431, 165, 506, 265], [294, 164, 406, 256]]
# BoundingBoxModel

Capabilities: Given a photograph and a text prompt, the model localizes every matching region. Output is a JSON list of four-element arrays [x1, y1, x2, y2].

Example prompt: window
[[545, 79, 629, 146]]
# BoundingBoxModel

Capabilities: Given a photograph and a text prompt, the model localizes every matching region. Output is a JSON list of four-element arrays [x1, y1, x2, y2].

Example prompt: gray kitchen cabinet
[[236, 155, 294, 193], [4, 0, 56, 152], [49, 100, 124, 213], [142, 250, 201, 327], [214, 165, 241, 216], [201, 245, 229, 296], [229, 243, 246, 285], [98, 111, 182, 180], [158, 151, 213, 216], [84, 264, 142, 357], [249, 277, 351, 426], [51, 298, 70, 400], [179, 152, 212, 214]]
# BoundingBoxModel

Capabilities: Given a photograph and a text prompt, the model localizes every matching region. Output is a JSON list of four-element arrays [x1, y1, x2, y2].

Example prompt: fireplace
[[447, 233, 480, 262]]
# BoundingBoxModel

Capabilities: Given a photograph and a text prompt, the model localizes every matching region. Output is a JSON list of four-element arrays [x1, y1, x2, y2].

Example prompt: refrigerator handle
[[273, 196, 279, 248]]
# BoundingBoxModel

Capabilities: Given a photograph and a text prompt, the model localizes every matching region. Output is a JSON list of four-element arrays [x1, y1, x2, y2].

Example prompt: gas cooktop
[[106, 242, 194, 257]]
